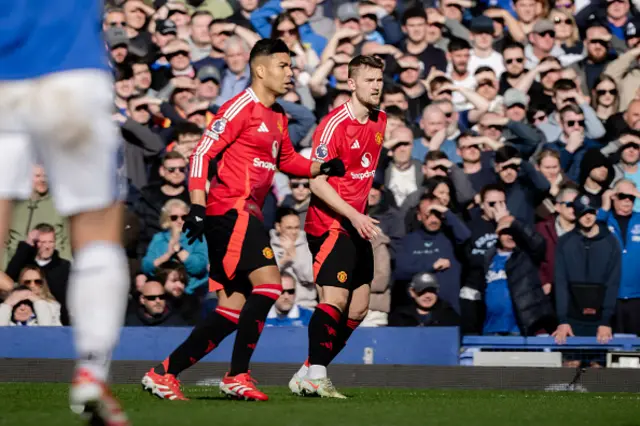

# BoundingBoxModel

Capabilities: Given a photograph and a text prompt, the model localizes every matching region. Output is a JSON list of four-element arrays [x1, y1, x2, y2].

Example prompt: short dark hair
[[448, 37, 471, 53], [553, 78, 577, 93], [474, 66, 495, 76], [275, 207, 299, 224], [34, 223, 55, 234], [153, 261, 188, 287], [402, 6, 427, 25], [249, 38, 290, 68], [501, 40, 524, 53], [480, 183, 505, 202], [559, 103, 584, 118], [424, 150, 448, 164], [383, 105, 406, 122], [348, 55, 384, 79], [174, 122, 203, 138], [495, 146, 519, 164]]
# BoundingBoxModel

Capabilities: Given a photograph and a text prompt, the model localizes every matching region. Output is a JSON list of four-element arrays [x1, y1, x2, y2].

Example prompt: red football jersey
[[305, 101, 387, 237], [190, 88, 313, 220]]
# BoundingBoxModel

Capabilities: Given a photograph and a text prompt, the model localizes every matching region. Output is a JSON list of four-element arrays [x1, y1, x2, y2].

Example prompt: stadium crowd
[[0, 0, 640, 343]]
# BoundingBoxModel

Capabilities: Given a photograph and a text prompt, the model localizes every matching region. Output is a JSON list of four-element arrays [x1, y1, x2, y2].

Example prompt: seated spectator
[[16, 266, 61, 326], [0, 286, 59, 326], [281, 177, 312, 224], [155, 262, 201, 325], [142, 199, 208, 295], [125, 280, 186, 327], [553, 195, 621, 342], [136, 152, 191, 258], [4, 165, 70, 269], [269, 207, 316, 308], [388, 272, 460, 327], [536, 186, 579, 297], [395, 193, 471, 312], [483, 216, 557, 336], [597, 180, 640, 335], [5, 223, 70, 325], [362, 229, 392, 327], [265, 272, 313, 327]]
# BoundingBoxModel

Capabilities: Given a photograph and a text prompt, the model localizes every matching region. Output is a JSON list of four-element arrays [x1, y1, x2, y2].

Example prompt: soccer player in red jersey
[[140, 39, 345, 402], [289, 55, 387, 398]]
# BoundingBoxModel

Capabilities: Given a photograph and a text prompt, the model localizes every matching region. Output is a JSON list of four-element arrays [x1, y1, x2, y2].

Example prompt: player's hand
[[349, 212, 381, 240], [597, 325, 613, 344], [319, 158, 346, 177], [433, 258, 451, 271], [552, 323, 574, 345], [183, 204, 206, 245]]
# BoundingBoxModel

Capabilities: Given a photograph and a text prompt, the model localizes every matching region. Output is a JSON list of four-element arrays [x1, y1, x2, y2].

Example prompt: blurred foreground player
[[290, 55, 387, 398], [0, 1, 130, 425], [141, 39, 345, 402]]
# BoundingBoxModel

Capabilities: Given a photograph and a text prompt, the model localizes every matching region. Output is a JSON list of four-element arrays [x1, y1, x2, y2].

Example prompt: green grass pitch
[[2, 383, 640, 426]]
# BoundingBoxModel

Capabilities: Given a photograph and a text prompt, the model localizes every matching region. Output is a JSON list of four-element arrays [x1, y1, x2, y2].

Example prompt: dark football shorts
[[307, 228, 374, 290], [205, 209, 277, 295]]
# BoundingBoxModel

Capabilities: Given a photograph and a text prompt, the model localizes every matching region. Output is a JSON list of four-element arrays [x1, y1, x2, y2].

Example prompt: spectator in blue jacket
[[493, 145, 551, 226], [395, 193, 471, 312], [265, 272, 313, 327], [553, 195, 621, 343], [142, 199, 209, 295], [597, 179, 640, 335]]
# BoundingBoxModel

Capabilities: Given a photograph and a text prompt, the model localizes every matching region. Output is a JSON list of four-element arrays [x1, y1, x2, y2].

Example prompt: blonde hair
[[159, 199, 190, 230], [549, 9, 579, 47], [18, 266, 56, 302]]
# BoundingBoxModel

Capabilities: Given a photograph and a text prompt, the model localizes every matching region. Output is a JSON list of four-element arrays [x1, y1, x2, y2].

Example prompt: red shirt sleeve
[[278, 115, 313, 177], [189, 96, 253, 192], [310, 116, 341, 163]]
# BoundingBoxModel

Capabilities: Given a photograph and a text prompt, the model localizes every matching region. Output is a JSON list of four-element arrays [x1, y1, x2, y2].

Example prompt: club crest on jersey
[[315, 144, 328, 160], [272, 141, 279, 159], [361, 152, 373, 168], [262, 247, 274, 259], [277, 120, 284, 134], [375, 132, 383, 145], [211, 118, 227, 134]]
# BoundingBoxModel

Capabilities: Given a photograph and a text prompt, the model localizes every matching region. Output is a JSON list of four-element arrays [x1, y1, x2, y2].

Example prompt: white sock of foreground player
[[68, 242, 129, 382], [307, 365, 327, 380]]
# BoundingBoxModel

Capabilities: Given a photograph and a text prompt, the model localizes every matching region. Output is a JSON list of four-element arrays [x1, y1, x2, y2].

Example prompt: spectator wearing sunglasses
[[14, 266, 62, 326], [126, 280, 187, 326], [570, 24, 618, 94], [536, 185, 579, 299], [143, 199, 208, 295], [136, 152, 191, 259], [281, 178, 312, 224], [598, 179, 640, 334], [590, 76, 621, 128], [549, 9, 584, 55], [602, 131, 640, 208], [265, 272, 313, 327], [0, 285, 59, 327], [524, 20, 581, 70]]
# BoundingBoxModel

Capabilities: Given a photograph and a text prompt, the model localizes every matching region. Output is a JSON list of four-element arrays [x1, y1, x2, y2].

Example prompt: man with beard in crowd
[[572, 24, 618, 92], [446, 38, 476, 112]]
